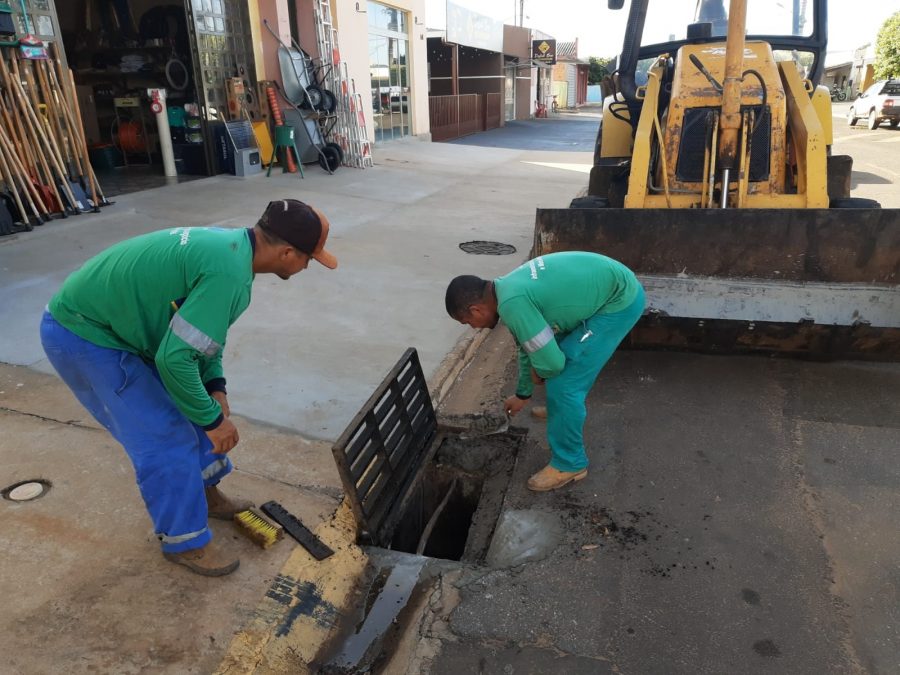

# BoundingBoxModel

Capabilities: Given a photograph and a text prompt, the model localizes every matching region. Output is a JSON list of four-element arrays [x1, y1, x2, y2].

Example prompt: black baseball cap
[[259, 199, 337, 269]]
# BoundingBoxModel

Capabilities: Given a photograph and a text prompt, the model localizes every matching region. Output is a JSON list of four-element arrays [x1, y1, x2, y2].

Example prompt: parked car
[[848, 80, 900, 130]]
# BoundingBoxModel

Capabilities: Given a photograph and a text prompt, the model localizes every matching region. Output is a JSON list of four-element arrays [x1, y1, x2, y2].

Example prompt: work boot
[[206, 485, 254, 520], [530, 406, 548, 421], [527, 465, 588, 492], [163, 542, 240, 577]]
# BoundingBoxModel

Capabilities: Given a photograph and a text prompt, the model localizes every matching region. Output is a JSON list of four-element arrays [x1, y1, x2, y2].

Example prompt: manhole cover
[[459, 241, 517, 255], [3, 479, 51, 502]]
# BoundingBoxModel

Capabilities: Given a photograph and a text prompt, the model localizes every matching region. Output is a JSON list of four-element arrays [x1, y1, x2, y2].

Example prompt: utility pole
[[519, 0, 524, 26]]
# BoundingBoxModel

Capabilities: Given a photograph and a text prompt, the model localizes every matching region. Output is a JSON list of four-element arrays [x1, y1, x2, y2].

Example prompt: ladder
[[313, 0, 373, 168]]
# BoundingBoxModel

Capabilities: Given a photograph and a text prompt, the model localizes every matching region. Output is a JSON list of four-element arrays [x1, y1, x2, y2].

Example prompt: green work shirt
[[48, 227, 254, 428], [494, 251, 641, 397]]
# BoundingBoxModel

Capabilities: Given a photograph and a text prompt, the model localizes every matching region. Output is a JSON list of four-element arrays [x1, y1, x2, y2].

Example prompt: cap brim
[[313, 248, 338, 269]]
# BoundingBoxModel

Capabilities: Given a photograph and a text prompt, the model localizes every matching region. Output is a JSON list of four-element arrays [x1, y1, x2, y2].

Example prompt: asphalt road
[[830, 100, 900, 207], [416, 105, 900, 675]]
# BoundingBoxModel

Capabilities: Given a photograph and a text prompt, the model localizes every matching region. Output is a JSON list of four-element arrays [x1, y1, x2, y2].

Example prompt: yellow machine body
[[542, 0, 899, 360]]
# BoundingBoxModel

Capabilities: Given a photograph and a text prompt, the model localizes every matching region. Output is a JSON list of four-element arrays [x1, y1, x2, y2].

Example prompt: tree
[[874, 11, 900, 80], [588, 56, 615, 85]]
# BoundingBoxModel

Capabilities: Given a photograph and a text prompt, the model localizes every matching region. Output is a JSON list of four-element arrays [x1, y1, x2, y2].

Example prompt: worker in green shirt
[[445, 252, 645, 491], [40, 199, 337, 576]]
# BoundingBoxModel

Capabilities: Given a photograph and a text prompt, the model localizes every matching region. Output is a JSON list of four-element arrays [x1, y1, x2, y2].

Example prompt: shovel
[[459, 410, 511, 440]]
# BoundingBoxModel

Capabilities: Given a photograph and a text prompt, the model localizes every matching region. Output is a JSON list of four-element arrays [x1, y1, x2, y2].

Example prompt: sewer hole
[[459, 240, 517, 255], [388, 464, 481, 561], [384, 433, 520, 562], [2, 479, 51, 502]]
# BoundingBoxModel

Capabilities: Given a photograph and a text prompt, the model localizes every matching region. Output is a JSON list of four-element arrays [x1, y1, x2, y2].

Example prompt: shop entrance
[[55, 0, 258, 197], [367, 1, 411, 143], [504, 63, 515, 121]]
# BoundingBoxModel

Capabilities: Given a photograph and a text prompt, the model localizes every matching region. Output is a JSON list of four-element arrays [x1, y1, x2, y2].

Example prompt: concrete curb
[[215, 501, 367, 674], [428, 327, 491, 408], [215, 328, 492, 673]]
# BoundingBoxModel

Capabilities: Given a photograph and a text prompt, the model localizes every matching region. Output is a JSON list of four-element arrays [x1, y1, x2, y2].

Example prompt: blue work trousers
[[40, 311, 232, 553], [545, 287, 645, 472]]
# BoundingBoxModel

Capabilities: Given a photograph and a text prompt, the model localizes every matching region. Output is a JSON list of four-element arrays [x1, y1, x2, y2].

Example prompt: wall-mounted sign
[[447, 1, 503, 53], [532, 38, 557, 65]]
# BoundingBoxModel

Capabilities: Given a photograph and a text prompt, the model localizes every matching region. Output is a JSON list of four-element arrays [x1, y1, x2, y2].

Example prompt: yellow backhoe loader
[[534, 0, 899, 358]]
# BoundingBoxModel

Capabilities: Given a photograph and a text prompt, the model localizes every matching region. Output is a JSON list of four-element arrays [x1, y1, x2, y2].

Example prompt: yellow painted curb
[[215, 500, 368, 674]]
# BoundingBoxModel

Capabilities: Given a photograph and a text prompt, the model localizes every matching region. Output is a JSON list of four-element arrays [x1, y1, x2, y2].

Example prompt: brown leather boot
[[527, 465, 588, 492], [205, 485, 254, 520], [163, 542, 240, 577]]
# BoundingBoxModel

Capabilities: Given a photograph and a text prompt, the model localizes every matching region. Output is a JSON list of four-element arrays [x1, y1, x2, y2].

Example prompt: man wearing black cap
[[39, 199, 337, 576]]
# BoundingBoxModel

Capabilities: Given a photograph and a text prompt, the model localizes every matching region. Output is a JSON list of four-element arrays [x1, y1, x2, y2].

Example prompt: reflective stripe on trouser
[[39, 311, 232, 553], [545, 286, 645, 473]]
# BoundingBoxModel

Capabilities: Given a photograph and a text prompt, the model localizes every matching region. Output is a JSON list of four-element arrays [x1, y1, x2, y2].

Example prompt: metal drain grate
[[459, 240, 517, 255], [332, 348, 437, 546]]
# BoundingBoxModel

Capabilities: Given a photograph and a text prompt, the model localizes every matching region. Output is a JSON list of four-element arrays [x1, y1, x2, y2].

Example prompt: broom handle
[[50, 41, 105, 204], [37, 59, 81, 178], [63, 67, 101, 206], [0, 98, 47, 215], [0, 52, 64, 211], [22, 59, 68, 176], [0, 120, 43, 221], [21, 59, 72, 186], [0, 125, 31, 224], [1, 87, 38, 179], [7, 52, 79, 210]]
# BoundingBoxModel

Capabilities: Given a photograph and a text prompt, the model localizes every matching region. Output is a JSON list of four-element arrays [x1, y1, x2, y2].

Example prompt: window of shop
[[368, 1, 410, 143], [44, 0, 257, 197]]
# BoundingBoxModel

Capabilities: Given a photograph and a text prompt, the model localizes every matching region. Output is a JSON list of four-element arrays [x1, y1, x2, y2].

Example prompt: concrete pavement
[[0, 117, 595, 673], [0, 122, 591, 438]]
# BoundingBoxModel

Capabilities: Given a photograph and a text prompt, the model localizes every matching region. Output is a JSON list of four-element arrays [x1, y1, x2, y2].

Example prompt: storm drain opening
[[388, 464, 479, 560], [324, 350, 525, 673], [331, 349, 523, 562], [2, 479, 51, 502], [385, 432, 520, 562]]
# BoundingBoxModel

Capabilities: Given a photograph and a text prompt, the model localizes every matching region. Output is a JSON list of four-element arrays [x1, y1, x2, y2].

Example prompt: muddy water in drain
[[324, 556, 427, 671]]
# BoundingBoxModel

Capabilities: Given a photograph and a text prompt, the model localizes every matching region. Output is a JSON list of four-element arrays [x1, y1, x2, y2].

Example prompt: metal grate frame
[[331, 348, 438, 546]]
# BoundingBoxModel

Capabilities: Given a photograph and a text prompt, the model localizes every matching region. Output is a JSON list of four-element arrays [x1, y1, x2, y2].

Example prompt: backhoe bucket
[[534, 207, 900, 360]]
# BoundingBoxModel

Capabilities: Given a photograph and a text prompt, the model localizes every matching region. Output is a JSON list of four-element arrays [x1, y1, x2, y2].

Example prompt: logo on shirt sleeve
[[528, 256, 546, 280], [169, 228, 192, 246]]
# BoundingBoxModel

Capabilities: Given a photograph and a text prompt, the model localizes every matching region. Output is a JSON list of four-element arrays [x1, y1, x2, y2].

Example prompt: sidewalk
[[0, 131, 591, 438], [0, 124, 595, 673]]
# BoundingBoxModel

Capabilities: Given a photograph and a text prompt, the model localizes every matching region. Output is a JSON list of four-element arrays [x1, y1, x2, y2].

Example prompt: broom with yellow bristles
[[233, 507, 284, 549]]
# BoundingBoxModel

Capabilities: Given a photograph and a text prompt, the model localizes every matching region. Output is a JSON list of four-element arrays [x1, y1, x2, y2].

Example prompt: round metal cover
[[459, 241, 517, 255], [3, 479, 50, 502]]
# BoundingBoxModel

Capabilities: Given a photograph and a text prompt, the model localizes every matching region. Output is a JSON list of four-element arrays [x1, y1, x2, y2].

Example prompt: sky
[[430, 0, 899, 63]]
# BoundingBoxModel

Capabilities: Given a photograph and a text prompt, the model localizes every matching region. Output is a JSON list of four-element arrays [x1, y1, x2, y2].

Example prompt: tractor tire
[[569, 196, 610, 209], [592, 118, 604, 167], [318, 143, 343, 172], [867, 109, 879, 130], [830, 197, 881, 209], [847, 108, 858, 126]]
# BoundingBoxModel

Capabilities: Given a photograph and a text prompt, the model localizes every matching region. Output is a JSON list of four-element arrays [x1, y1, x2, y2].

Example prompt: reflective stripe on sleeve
[[201, 458, 229, 482], [170, 313, 221, 357], [522, 325, 554, 354], [158, 526, 208, 545]]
